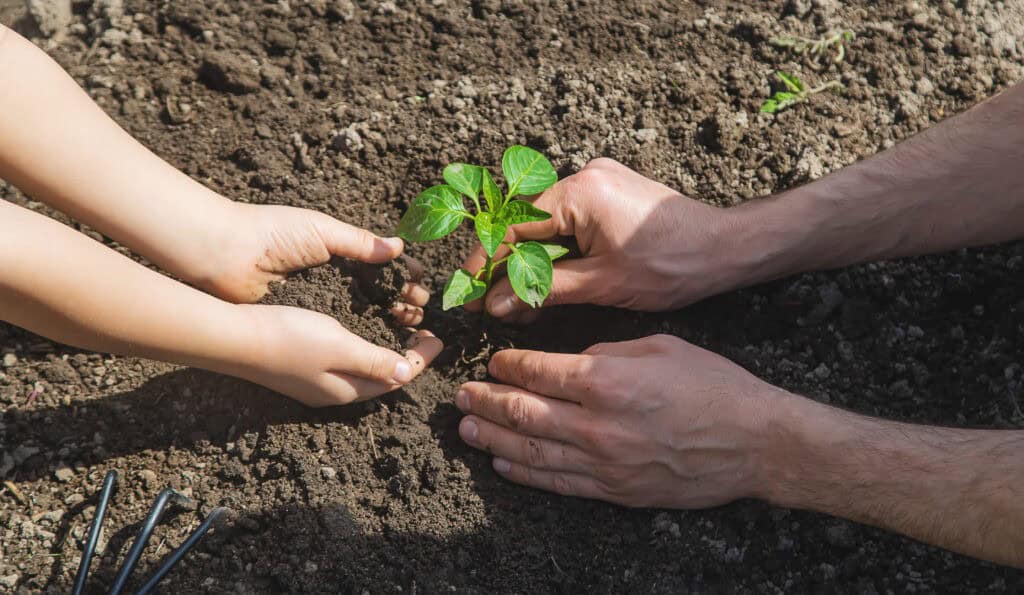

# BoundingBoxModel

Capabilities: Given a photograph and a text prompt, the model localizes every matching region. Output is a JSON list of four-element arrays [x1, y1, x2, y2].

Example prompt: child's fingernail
[[489, 294, 516, 317], [493, 458, 511, 473], [459, 418, 479, 442], [392, 360, 413, 384], [455, 389, 470, 412]]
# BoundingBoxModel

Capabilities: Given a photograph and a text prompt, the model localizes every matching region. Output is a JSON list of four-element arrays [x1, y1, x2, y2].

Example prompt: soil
[[260, 259, 409, 351], [2, 0, 1024, 593]]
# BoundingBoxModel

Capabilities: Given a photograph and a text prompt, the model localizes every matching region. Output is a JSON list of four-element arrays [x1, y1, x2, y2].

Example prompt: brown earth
[[2, 0, 1024, 593]]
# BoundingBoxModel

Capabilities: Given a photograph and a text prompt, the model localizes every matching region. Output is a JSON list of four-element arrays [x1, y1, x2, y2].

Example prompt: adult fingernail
[[384, 237, 404, 252], [493, 458, 511, 473], [489, 294, 517, 317], [392, 360, 413, 384], [455, 389, 470, 412], [459, 418, 479, 442]]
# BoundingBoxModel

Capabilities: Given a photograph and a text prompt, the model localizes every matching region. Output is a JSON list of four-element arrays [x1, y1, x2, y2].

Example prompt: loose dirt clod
[[259, 258, 406, 351]]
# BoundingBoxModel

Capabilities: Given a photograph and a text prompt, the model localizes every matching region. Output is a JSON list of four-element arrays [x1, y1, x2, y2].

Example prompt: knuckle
[[525, 438, 547, 468], [551, 474, 575, 497], [648, 334, 682, 352], [505, 394, 532, 430]]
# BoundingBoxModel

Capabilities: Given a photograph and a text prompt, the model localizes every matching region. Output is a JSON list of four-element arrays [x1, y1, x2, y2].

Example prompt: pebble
[[54, 466, 74, 482], [320, 466, 338, 480], [138, 469, 158, 488], [2, 353, 16, 367], [0, 574, 18, 588], [26, 0, 72, 37]]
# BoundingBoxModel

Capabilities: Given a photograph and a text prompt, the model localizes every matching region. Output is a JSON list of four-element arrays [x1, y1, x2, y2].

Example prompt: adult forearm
[[0, 25, 232, 286], [726, 81, 1024, 286], [0, 201, 254, 378], [758, 393, 1024, 567]]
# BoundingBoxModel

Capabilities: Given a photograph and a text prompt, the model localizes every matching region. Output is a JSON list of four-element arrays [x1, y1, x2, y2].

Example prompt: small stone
[[320, 466, 337, 481], [2, 353, 16, 367], [26, 0, 72, 38], [0, 574, 18, 589], [813, 363, 831, 379], [634, 128, 658, 144], [138, 469, 158, 488], [54, 465, 74, 482], [198, 51, 261, 95]]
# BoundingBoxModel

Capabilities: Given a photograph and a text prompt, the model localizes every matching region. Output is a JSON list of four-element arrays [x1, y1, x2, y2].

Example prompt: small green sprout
[[760, 71, 843, 114], [770, 30, 855, 63], [396, 146, 566, 311]]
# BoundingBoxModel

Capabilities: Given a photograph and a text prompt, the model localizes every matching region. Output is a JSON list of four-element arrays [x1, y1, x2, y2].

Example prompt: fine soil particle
[[2, 1, 1024, 594], [259, 258, 407, 351]]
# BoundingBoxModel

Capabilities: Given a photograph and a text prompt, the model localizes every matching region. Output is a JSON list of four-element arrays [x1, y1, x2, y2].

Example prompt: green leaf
[[507, 241, 553, 308], [502, 145, 558, 199], [498, 200, 552, 226], [474, 211, 507, 258], [539, 243, 570, 261], [395, 185, 468, 242], [443, 163, 483, 203], [481, 168, 502, 213], [776, 72, 804, 93], [442, 269, 487, 311], [761, 92, 799, 114]]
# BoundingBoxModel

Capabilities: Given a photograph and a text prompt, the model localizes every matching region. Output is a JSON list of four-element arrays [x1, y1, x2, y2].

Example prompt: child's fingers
[[327, 330, 443, 402], [400, 254, 425, 281], [313, 212, 404, 263], [390, 303, 424, 326], [400, 282, 430, 307]]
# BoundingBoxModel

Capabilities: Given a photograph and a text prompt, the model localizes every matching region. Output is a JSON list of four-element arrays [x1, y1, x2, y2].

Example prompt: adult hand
[[454, 334, 785, 507], [236, 304, 443, 407], [462, 159, 746, 321], [199, 203, 429, 326]]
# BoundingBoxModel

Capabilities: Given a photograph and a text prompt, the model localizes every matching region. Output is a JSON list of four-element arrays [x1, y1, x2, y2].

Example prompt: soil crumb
[[259, 258, 407, 351]]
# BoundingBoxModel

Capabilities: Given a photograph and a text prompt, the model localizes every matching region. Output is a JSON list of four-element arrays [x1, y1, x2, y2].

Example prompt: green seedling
[[396, 146, 567, 311], [770, 30, 855, 63], [760, 71, 843, 114]]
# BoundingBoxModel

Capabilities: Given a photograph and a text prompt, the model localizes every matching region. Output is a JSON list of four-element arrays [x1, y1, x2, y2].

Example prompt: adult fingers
[[459, 415, 593, 474], [455, 381, 590, 443], [488, 349, 602, 403], [491, 459, 609, 501], [313, 213, 404, 263], [485, 258, 607, 318]]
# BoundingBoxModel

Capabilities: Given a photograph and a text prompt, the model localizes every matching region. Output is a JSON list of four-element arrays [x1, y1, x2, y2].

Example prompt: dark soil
[[260, 259, 408, 351], [2, 1, 1024, 593]]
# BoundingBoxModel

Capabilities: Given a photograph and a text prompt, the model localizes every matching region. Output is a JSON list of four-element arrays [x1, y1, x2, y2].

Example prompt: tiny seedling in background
[[396, 146, 567, 311], [760, 71, 843, 114], [770, 30, 855, 64]]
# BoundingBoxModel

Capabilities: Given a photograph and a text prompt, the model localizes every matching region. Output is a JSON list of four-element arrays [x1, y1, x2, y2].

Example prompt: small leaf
[[474, 211, 507, 258], [442, 269, 487, 311], [539, 243, 570, 261], [443, 163, 483, 202], [507, 241, 553, 308], [760, 99, 779, 113], [776, 71, 804, 93], [498, 200, 552, 226], [481, 168, 502, 213], [396, 185, 468, 242], [502, 145, 558, 199]]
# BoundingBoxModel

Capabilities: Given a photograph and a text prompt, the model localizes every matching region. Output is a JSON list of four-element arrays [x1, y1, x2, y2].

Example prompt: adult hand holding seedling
[[463, 158, 744, 320]]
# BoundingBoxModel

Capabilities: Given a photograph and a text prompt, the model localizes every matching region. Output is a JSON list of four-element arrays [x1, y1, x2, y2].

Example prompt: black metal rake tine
[[72, 470, 118, 595], [134, 507, 230, 595], [107, 488, 188, 595]]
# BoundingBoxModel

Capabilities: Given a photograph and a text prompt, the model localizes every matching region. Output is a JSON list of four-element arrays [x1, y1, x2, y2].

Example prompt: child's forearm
[[0, 200, 254, 376], [0, 25, 233, 287]]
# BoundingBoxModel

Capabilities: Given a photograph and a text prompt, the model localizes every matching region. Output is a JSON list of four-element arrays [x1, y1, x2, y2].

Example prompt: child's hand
[[235, 304, 443, 407], [196, 203, 429, 326]]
